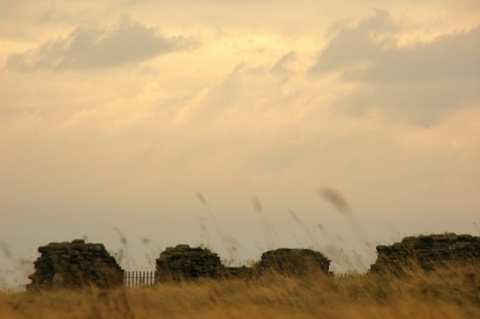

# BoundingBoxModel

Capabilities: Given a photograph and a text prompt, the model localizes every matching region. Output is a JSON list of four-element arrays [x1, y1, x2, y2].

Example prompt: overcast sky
[[1, 0, 479, 288]]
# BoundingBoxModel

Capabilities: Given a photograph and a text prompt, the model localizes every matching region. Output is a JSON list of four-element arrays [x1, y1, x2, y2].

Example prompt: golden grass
[[1, 266, 479, 319]]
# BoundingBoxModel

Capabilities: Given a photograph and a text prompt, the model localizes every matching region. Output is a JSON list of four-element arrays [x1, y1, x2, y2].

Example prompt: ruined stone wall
[[257, 248, 331, 275], [27, 241, 332, 289], [26, 233, 480, 288], [27, 240, 124, 290], [220, 266, 254, 279], [370, 233, 480, 273], [155, 246, 331, 281], [155, 245, 223, 282]]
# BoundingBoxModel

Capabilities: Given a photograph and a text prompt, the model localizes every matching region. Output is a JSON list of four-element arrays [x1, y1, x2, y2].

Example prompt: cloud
[[4, 16, 197, 71], [310, 9, 398, 75], [312, 9, 480, 79], [271, 52, 297, 75], [311, 10, 480, 124], [362, 27, 480, 82]]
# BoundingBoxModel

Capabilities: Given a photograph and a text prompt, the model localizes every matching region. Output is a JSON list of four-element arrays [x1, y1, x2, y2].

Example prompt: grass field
[[1, 264, 479, 319]]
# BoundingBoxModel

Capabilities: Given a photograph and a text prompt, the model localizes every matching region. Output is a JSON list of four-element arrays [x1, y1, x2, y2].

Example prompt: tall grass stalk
[[1, 264, 478, 319]]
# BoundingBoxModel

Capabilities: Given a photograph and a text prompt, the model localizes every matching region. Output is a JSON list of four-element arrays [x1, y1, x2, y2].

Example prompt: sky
[[1, 0, 479, 289]]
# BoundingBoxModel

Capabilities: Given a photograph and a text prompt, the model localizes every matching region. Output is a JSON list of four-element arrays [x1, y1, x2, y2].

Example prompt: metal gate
[[124, 271, 155, 288]]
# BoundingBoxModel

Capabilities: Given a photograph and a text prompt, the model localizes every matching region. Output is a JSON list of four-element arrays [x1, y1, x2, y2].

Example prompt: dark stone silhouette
[[258, 248, 331, 275], [220, 265, 255, 279], [25, 233, 480, 289], [155, 246, 331, 281], [370, 233, 480, 273], [155, 245, 223, 282], [27, 240, 124, 290]]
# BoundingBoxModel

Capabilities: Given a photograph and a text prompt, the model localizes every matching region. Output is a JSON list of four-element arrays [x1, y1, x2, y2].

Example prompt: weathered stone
[[155, 245, 223, 282], [257, 248, 331, 275], [154, 246, 331, 281], [27, 240, 124, 290], [370, 233, 480, 273], [220, 266, 255, 279]]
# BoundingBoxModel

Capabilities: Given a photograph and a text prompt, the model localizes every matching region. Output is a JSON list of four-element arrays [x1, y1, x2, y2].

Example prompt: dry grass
[[1, 265, 479, 319]]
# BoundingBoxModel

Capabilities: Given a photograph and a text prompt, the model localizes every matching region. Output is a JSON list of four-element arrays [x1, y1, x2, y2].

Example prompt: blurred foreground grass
[[1, 265, 479, 319]]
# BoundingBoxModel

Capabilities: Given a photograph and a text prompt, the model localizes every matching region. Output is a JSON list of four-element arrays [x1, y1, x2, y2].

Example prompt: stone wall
[[27, 239, 124, 290], [27, 241, 333, 288], [370, 233, 480, 273], [257, 248, 331, 275], [25, 234, 480, 288], [155, 246, 331, 281], [155, 245, 223, 282], [220, 266, 254, 279]]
